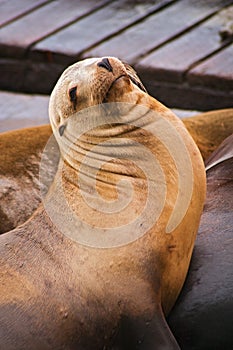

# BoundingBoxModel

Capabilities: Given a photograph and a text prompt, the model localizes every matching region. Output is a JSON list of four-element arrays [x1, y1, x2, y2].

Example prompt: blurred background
[[0, 0, 232, 132]]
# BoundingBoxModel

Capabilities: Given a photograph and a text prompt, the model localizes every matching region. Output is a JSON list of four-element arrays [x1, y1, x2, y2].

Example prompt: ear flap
[[123, 62, 147, 93]]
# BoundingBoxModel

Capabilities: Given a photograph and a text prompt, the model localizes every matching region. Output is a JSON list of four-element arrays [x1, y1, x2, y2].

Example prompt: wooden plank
[[0, 59, 26, 91], [0, 0, 50, 27], [142, 80, 233, 111], [83, 0, 233, 64], [0, 91, 49, 132], [32, 0, 175, 59], [188, 44, 233, 90], [0, 58, 65, 94], [23, 61, 65, 94], [0, 0, 111, 54], [135, 6, 233, 83]]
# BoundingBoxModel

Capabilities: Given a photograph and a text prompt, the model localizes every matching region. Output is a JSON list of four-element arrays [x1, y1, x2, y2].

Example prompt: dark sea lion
[[168, 134, 233, 350], [0, 57, 205, 349]]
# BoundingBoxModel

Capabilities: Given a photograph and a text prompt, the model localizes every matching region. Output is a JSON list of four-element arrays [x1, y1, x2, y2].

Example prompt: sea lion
[[1, 108, 232, 235], [183, 109, 233, 160], [168, 134, 233, 350], [0, 125, 52, 234], [0, 57, 205, 349]]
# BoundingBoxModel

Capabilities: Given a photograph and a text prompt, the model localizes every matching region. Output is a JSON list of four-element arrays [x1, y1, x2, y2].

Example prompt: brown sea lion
[[0, 57, 205, 349], [0, 125, 52, 234], [183, 109, 233, 160], [168, 134, 233, 350], [1, 105, 232, 235]]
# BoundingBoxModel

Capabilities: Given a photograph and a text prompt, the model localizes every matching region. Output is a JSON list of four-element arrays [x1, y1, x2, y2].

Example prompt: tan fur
[[0, 57, 206, 349], [0, 125, 52, 233], [0, 76, 231, 236], [183, 109, 233, 160], [1, 109, 232, 234]]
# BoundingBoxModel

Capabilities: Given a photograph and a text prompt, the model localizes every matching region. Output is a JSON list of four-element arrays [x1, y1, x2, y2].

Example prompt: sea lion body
[[1, 109, 232, 235], [0, 57, 205, 349], [1, 206, 182, 350], [0, 208, 157, 349]]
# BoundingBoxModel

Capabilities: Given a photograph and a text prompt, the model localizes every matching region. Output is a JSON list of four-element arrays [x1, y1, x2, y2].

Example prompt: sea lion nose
[[97, 58, 113, 72]]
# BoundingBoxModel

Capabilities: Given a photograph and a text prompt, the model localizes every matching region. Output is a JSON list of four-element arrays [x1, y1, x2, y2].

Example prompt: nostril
[[97, 58, 113, 72]]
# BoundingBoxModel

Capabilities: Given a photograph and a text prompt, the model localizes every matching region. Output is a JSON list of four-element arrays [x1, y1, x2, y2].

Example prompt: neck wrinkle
[[56, 102, 159, 196]]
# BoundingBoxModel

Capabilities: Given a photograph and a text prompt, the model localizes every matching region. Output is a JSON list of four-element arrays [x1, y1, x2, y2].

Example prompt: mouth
[[103, 74, 128, 103]]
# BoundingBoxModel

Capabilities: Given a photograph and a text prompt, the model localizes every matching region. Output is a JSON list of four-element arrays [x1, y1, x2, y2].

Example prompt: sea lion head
[[49, 57, 147, 136]]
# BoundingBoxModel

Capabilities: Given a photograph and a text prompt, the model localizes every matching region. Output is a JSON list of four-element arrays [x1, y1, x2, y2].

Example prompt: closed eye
[[69, 86, 77, 109], [129, 76, 147, 93], [69, 86, 77, 102]]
